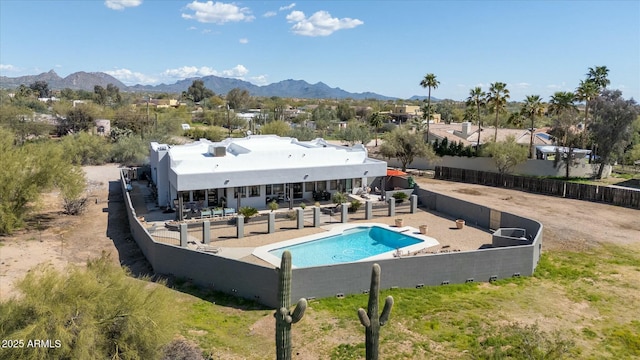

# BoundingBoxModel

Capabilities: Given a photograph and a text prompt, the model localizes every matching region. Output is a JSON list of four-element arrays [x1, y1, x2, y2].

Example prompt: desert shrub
[[60, 131, 112, 165], [110, 135, 148, 166], [332, 192, 348, 204], [161, 337, 204, 360], [0, 254, 177, 360], [268, 200, 279, 212], [392, 192, 408, 203], [349, 199, 362, 213]]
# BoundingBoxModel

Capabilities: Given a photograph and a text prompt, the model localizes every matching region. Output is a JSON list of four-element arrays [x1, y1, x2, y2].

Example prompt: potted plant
[[392, 192, 408, 203], [332, 191, 348, 205], [268, 200, 279, 212], [419, 224, 428, 235], [349, 199, 362, 213], [455, 219, 465, 229], [300, 201, 306, 210], [238, 206, 258, 223], [395, 218, 404, 227]]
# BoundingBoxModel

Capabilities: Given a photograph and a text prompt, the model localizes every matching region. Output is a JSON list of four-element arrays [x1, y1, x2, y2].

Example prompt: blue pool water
[[269, 226, 422, 267]]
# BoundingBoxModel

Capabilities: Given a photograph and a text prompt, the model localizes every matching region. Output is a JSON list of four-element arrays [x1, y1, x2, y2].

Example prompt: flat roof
[[167, 135, 386, 176]]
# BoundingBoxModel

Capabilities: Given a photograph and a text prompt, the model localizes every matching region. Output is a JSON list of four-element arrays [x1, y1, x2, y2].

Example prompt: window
[[266, 184, 284, 195], [235, 187, 246, 198], [316, 181, 326, 191], [329, 180, 338, 190], [354, 178, 362, 188], [248, 185, 260, 197], [305, 182, 315, 192]]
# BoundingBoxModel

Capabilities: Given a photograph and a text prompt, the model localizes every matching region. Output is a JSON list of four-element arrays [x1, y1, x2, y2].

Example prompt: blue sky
[[1, 1, 638, 102]]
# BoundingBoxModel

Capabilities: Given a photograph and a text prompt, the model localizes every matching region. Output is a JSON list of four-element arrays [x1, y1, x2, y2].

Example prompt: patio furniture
[[212, 208, 223, 217], [223, 207, 236, 216], [200, 209, 212, 218]]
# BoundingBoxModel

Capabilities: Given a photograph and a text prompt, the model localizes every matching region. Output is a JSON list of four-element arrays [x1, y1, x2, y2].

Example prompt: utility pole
[[227, 104, 231, 138]]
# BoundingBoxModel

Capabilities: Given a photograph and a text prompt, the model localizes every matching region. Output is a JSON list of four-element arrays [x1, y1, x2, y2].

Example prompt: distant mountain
[[1, 70, 396, 100], [0, 70, 127, 91], [408, 95, 441, 102]]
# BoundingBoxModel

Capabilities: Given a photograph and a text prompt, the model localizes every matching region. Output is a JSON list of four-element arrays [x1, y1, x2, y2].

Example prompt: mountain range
[[0, 70, 408, 100]]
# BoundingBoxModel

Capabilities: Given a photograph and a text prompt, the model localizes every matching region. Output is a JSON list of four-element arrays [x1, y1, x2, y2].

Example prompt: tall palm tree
[[466, 86, 486, 154], [586, 65, 610, 91], [419, 73, 439, 143], [548, 91, 578, 146], [486, 82, 510, 141], [521, 95, 544, 159], [368, 111, 385, 147], [575, 80, 599, 150]]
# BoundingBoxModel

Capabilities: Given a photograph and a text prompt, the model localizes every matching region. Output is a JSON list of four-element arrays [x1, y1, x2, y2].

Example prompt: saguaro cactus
[[358, 263, 394, 360], [275, 250, 307, 360]]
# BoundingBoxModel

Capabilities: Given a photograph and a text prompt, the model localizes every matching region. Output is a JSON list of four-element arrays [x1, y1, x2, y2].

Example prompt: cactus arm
[[291, 298, 307, 323], [358, 308, 371, 327], [379, 296, 394, 325]]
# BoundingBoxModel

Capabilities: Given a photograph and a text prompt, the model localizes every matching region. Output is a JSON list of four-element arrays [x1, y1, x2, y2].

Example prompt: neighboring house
[[390, 104, 441, 124], [149, 135, 387, 215], [427, 122, 554, 147]]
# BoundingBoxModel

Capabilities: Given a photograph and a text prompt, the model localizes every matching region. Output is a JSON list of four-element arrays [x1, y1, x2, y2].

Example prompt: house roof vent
[[209, 145, 226, 157]]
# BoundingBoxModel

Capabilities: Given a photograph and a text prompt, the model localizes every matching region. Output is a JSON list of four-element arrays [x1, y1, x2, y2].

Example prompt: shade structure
[[386, 169, 407, 176]]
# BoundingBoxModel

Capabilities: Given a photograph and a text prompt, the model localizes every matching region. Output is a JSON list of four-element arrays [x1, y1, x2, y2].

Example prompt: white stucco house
[[149, 135, 387, 219]]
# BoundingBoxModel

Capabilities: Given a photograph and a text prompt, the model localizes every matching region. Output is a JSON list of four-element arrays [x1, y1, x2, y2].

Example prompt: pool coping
[[252, 222, 440, 268]]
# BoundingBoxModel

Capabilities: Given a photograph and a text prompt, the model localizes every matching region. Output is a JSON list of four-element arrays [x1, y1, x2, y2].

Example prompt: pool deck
[[130, 181, 493, 268]]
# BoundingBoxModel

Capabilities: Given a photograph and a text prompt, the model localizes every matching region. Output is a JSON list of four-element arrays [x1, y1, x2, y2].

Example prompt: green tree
[[58, 104, 98, 134], [586, 65, 610, 92], [487, 82, 510, 141], [0, 131, 84, 234], [0, 254, 177, 359], [481, 134, 528, 174], [575, 79, 599, 150], [521, 95, 545, 158], [368, 112, 387, 147], [336, 101, 356, 122], [419, 73, 439, 143], [466, 86, 486, 154], [186, 80, 214, 103], [548, 91, 578, 147], [261, 120, 290, 137], [226, 88, 250, 110], [590, 90, 639, 178], [288, 126, 315, 141], [380, 127, 435, 171], [29, 80, 50, 98], [338, 122, 372, 145]]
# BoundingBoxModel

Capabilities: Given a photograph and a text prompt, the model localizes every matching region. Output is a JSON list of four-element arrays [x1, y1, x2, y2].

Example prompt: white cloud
[[515, 82, 531, 89], [279, 3, 295, 11], [162, 64, 249, 80], [182, 1, 254, 24], [105, 68, 158, 85], [187, 26, 197, 30], [263, 11, 277, 18], [251, 75, 269, 85], [221, 64, 249, 77], [239, 38, 249, 44], [286, 10, 363, 37], [104, 0, 142, 10], [0, 64, 17, 72]]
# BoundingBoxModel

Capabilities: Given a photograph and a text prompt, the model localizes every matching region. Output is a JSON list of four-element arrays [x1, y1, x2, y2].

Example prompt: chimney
[[461, 122, 472, 137]]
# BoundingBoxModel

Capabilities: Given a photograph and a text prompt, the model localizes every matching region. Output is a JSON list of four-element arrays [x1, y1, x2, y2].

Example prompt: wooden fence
[[435, 166, 640, 209]]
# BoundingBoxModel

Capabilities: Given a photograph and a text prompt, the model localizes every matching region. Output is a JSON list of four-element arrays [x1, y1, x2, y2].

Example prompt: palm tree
[[548, 91, 578, 146], [368, 112, 386, 147], [575, 79, 599, 150], [466, 86, 486, 154], [586, 65, 610, 91], [486, 82, 510, 141], [521, 95, 544, 159], [419, 73, 440, 143]]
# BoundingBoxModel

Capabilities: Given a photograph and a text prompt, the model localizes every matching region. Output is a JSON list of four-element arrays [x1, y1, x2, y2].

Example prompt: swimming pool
[[253, 223, 439, 268]]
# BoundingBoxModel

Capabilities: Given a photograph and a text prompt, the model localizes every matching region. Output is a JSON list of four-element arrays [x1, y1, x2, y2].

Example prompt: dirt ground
[[1, 166, 639, 301]]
